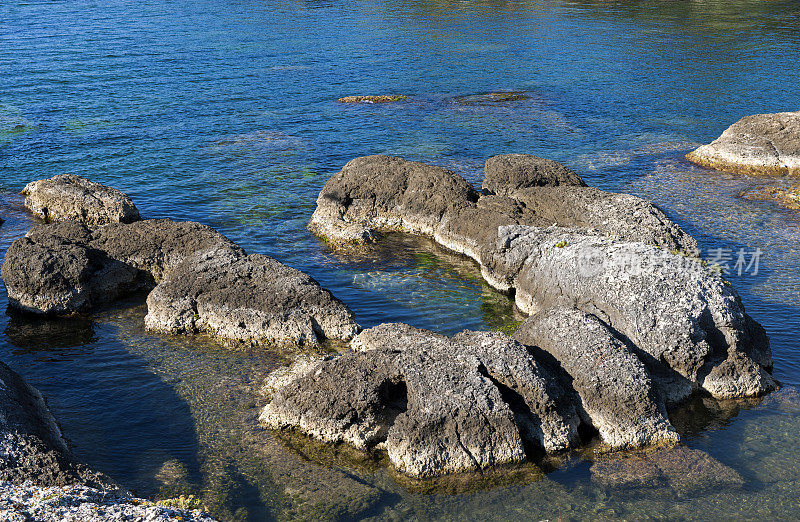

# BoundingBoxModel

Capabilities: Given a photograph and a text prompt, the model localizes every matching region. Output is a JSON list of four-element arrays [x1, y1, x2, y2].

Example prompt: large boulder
[[514, 307, 678, 449], [1, 219, 359, 346], [687, 111, 800, 176], [309, 155, 697, 255], [261, 323, 581, 476], [485, 225, 774, 402], [22, 174, 141, 225], [482, 154, 586, 196]]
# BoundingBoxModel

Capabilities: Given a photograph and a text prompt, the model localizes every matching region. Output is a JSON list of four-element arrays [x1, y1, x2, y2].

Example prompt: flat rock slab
[[591, 446, 745, 496], [22, 174, 141, 225], [687, 111, 800, 176], [261, 323, 581, 476], [514, 307, 679, 449], [1, 219, 358, 346]]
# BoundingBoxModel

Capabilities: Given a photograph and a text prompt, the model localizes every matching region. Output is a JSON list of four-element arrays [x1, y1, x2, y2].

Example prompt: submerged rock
[[261, 323, 581, 476], [453, 92, 528, 104], [337, 95, 408, 103], [514, 307, 679, 449], [741, 183, 800, 210], [22, 174, 141, 225], [1, 219, 358, 346], [591, 445, 745, 496], [687, 110, 800, 176]]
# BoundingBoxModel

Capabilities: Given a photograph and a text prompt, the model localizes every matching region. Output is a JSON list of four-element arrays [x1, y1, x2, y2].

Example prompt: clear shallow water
[[2, 0, 800, 519]]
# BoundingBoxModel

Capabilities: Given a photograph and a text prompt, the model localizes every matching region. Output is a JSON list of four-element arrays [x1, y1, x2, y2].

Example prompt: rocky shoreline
[[0, 156, 779, 486]]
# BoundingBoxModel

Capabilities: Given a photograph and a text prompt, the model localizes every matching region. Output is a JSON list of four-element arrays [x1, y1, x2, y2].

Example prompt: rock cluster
[[262, 324, 582, 477], [261, 154, 778, 476], [687, 110, 800, 176], [22, 174, 141, 225], [2, 177, 359, 346]]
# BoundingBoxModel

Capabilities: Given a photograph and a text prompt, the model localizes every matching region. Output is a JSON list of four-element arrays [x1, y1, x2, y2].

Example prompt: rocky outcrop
[[741, 183, 800, 210], [22, 174, 141, 225], [687, 111, 800, 176], [308, 154, 697, 254], [308, 155, 772, 402], [514, 307, 678, 449], [261, 323, 581, 476], [1, 219, 358, 346], [482, 154, 586, 195]]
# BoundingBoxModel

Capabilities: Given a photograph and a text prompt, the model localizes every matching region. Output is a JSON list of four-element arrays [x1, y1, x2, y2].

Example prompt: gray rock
[[482, 154, 586, 196], [261, 323, 581, 477], [1, 219, 359, 345], [514, 307, 679, 449], [0, 361, 104, 487], [144, 251, 358, 346], [309, 154, 697, 255], [22, 174, 141, 225], [487, 225, 774, 402], [687, 110, 800, 176]]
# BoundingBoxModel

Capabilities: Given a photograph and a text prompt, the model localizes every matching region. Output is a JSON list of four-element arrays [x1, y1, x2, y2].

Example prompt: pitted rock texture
[[261, 323, 581, 477], [1, 219, 358, 346], [0, 361, 105, 487], [485, 225, 774, 402], [22, 174, 141, 225], [482, 154, 587, 195], [514, 307, 678, 449], [309, 154, 697, 255], [687, 111, 800, 176]]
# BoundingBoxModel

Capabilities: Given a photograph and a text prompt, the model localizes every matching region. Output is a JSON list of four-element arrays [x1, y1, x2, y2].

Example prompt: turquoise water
[[2, 0, 800, 519]]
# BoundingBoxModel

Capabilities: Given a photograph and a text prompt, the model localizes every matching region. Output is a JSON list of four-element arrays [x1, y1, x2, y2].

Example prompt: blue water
[[2, 0, 800, 519]]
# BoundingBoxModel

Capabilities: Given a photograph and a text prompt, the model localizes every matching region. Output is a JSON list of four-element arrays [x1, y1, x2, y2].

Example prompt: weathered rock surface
[[687, 110, 800, 176], [591, 445, 745, 495], [514, 307, 679, 449], [487, 225, 774, 402], [22, 174, 141, 225], [309, 154, 697, 255], [1, 219, 358, 345], [261, 323, 581, 476], [741, 183, 800, 210], [0, 482, 216, 522], [482, 154, 586, 195]]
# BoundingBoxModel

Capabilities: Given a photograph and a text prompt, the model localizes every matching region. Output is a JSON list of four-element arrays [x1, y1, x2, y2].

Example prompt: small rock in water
[[741, 183, 800, 210], [337, 95, 409, 103], [687, 110, 800, 176], [453, 91, 528, 104], [22, 174, 141, 225]]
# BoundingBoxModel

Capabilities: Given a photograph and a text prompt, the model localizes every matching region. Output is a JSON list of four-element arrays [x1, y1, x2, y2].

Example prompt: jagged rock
[[309, 154, 697, 254], [261, 323, 581, 476], [482, 154, 586, 195], [1, 219, 358, 345], [514, 307, 679, 449], [687, 110, 800, 176], [22, 174, 141, 225], [0, 361, 105, 487], [591, 445, 744, 495], [486, 225, 774, 402]]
